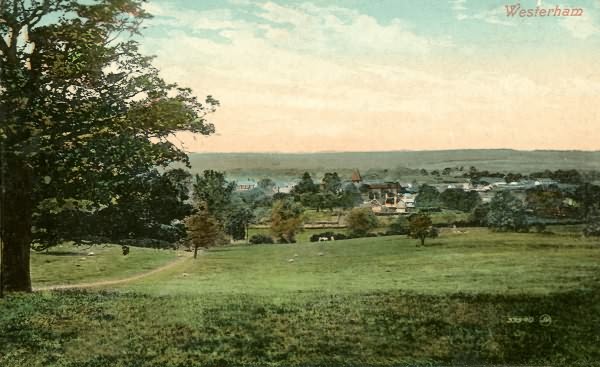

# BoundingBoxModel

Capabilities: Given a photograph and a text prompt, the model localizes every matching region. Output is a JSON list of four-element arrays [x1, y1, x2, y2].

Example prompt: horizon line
[[186, 148, 600, 155]]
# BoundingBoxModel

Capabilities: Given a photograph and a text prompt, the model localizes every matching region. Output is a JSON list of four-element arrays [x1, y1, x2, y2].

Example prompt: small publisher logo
[[539, 314, 552, 326], [506, 314, 552, 326]]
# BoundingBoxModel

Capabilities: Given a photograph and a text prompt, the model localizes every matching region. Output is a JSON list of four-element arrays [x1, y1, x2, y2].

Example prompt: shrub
[[309, 232, 347, 242], [389, 216, 410, 235], [248, 234, 274, 245]]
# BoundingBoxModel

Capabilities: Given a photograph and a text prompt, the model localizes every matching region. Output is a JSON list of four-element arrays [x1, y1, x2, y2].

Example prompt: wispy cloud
[[144, 1, 453, 57], [450, 0, 467, 12], [136, 1, 600, 152], [450, 0, 515, 26]]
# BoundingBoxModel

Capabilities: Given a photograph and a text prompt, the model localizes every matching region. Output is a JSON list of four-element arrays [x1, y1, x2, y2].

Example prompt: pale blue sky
[[137, 0, 600, 152]]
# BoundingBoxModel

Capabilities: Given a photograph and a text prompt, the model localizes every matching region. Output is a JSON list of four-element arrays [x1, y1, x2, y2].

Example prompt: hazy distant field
[[186, 149, 600, 181]]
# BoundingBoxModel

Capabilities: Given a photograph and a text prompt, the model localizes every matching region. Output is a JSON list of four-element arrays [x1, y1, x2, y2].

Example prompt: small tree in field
[[409, 213, 438, 247], [346, 208, 379, 237], [270, 199, 304, 243], [184, 209, 221, 259]]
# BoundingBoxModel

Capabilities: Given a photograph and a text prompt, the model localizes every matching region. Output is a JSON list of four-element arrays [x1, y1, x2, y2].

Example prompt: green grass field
[[2, 229, 600, 366], [30, 244, 178, 288]]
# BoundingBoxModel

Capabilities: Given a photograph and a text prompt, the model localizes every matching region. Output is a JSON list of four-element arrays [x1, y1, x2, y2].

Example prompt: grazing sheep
[[87, 252, 95, 256], [288, 259, 295, 263], [318, 237, 329, 242], [318, 252, 324, 256]]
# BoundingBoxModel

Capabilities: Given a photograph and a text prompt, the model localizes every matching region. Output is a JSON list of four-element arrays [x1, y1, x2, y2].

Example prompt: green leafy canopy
[[1, 0, 218, 245]]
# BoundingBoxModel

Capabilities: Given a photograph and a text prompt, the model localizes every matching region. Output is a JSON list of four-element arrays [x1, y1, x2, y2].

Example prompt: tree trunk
[[193, 245, 198, 259], [420, 236, 425, 247], [1, 160, 34, 292]]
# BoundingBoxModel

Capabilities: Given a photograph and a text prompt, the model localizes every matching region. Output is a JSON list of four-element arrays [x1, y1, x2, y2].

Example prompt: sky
[[138, 0, 600, 153]]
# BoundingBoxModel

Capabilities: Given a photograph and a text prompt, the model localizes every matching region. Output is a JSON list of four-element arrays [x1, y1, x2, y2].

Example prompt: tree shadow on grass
[[38, 251, 83, 257]]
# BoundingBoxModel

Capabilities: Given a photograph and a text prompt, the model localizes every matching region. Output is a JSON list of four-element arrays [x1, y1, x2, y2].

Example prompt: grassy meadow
[[1, 229, 600, 366], [30, 244, 178, 288]]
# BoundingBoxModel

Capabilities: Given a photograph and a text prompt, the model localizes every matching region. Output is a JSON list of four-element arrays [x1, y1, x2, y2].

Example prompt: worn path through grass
[[33, 253, 193, 291]]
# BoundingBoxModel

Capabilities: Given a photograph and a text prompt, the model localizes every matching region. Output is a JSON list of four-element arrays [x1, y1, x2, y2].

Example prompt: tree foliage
[[321, 172, 342, 194], [439, 188, 481, 212], [408, 213, 438, 247], [470, 204, 490, 226], [0, 0, 217, 292], [340, 183, 363, 208], [487, 191, 528, 232], [257, 178, 276, 192], [292, 172, 318, 195], [389, 215, 410, 235], [415, 184, 440, 209], [270, 199, 304, 243], [525, 185, 575, 219], [574, 183, 600, 220], [346, 208, 379, 237], [224, 200, 254, 241], [192, 170, 235, 222], [33, 168, 193, 249], [184, 208, 221, 259]]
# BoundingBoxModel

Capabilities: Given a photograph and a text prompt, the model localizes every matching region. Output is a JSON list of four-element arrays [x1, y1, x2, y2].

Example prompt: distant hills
[[187, 150, 600, 178]]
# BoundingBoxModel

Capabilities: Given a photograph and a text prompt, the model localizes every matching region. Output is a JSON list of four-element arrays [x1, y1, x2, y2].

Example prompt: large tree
[[487, 191, 528, 232], [415, 184, 440, 209], [292, 172, 318, 195], [321, 172, 342, 194], [191, 170, 235, 222], [0, 0, 217, 292]]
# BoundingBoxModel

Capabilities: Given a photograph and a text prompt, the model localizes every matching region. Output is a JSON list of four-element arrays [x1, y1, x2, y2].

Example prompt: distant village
[[233, 169, 575, 215]]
